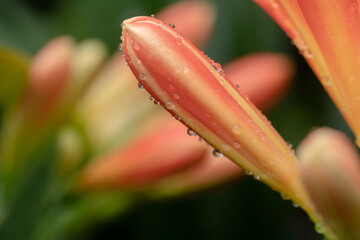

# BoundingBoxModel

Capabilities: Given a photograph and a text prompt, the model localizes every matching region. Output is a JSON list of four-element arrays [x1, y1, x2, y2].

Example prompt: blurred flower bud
[[78, 115, 207, 190], [298, 127, 360, 239], [224, 53, 294, 111]]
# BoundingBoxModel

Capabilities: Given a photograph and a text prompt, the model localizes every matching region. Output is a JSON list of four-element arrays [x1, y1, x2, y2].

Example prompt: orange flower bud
[[298, 128, 360, 239], [224, 53, 294, 111], [121, 16, 314, 212], [79, 116, 207, 190]]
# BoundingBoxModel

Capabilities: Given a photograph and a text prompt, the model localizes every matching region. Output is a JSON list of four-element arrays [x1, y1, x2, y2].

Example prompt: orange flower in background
[[254, 0, 360, 146], [121, 16, 313, 214]]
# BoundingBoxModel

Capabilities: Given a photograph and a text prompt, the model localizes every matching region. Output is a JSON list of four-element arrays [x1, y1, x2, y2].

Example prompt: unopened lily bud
[[27, 36, 73, 123], [298, 127, 360, 240], [224, 53, 294, 111], [157, 0, 216, 48], [79, 116, 207, 190], [121, 16, 314, 213]]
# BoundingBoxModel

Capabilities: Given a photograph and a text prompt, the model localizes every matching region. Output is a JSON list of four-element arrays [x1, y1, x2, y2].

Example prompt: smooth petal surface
[[298, 128, 360, 240], [121, 16, 314, 212], [297, 0, 360, 145], [224, 52, 294, 111], [254, 0, 360, 146], [79, 115, 207, 190]]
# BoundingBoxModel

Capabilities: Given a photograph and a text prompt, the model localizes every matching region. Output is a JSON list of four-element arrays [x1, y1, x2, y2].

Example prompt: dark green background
[[0, 0, 352, 239]]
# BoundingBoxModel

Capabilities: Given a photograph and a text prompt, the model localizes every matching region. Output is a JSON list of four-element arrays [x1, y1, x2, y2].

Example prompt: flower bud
[[298, 127, 360, 239]]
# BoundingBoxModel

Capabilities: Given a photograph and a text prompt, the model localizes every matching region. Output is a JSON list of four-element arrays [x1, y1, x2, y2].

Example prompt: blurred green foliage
[[0, 0, 353, 239]]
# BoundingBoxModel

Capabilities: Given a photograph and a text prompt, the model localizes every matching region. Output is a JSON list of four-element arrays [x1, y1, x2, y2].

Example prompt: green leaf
[[0, 134, 57, 240]]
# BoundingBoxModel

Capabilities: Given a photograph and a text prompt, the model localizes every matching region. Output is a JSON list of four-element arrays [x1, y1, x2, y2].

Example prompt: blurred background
[[0, 0, 353, 239]]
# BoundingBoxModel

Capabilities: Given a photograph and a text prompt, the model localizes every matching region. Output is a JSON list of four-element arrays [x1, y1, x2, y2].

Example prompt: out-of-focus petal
[[157, 0, 216, 48], [298, 127, 360, 240], [153, 149, 242, 196], [224, 52, 294, 111], [254, 0, 360, 146], [79, 115, 207, 190]]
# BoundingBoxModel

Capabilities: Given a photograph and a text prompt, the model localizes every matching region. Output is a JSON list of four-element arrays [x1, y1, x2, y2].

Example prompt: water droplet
[[233, 141, 240, 148], [321, 75, 331, 86], [133, 41, 140, 50], [187, 129, 196, 136], [139, 73, 146, 80], [303, 49, 313, 58], [292, 202, 299, 208], [235, 84, 240, 89], [199, 136, 205, 142], [118, 43, 124, 56], [169, 23, 175, 28], [315, 222, 324, 234], [222, 143, 230, 150], [173, 93, 180, 99], [176, 37, 182, 45], [232, 123, 242, 134], [150, 96, 155, 101], [174, 115, 181, 120], [168, 83, 175, 90], [213, 149, 223, 158], [165, 100, 174, 109], [259, 132, 266, 140], [138, 82, 144, 89], [280, 192, 290, 200], [244, 169, 253, 175], [183, 66, 189, 73], [150, 14, 156, 18], [270, 0, 279, 8]]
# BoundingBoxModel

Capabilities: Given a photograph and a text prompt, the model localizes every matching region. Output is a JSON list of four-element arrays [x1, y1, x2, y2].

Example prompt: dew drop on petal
[[169, 23, 175, 28], [176, 37, 182, 45], [133, 41, 140, 50], [118, 43, 124, 56], [183, 66, 189, 73], [173, 93, 180, 99], [187, 129, 196, 136], [222, 143, 230, 150], [233, 141, 240, 148], [213, 149, 223, 158], [137, 82, 144, 90], [165, 100, 174, 110], [315, 222, 324, 234], [232, 123, 242, 134], [321, 75, 331, 86], [139, 73, 146, 80], [292, 202, 299, 208], [280, 192, 290, 200]]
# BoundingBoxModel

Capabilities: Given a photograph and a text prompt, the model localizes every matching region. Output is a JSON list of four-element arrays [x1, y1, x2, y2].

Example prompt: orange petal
[[157, 0, 216, 48], [79, 116, 207, 190], [297, 0, 360, 145], [121, 16, 314, 212], [298, 127, 360, 239], [224, 52, 294, 111], [254, 0, 360, 146]]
